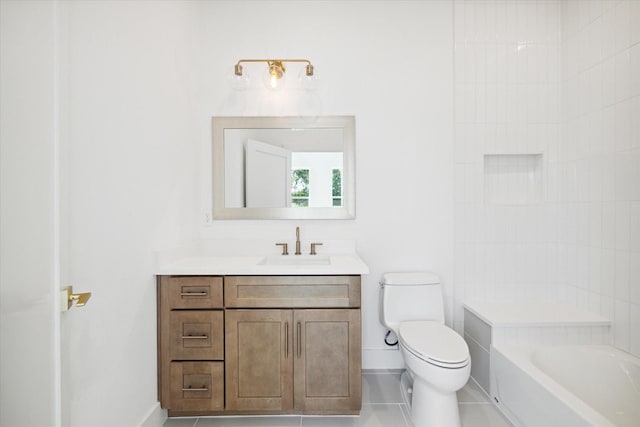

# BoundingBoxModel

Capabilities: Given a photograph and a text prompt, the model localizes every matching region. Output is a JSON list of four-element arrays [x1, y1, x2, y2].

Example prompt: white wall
[[195, 0, 455, 368]]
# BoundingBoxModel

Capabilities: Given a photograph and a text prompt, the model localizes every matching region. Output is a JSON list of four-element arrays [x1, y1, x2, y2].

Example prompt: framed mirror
[[212, 116, 355, 220]]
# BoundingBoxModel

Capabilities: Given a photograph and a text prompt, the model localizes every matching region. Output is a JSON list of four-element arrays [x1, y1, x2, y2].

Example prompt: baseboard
[[362, 347, 405, 370], [137, 402, 167, 427]]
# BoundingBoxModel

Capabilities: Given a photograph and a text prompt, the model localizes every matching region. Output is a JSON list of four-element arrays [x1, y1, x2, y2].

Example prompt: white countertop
[[156, 253, 370, 276], [463, 301, 611, 327], [155, 239, 369, 275]]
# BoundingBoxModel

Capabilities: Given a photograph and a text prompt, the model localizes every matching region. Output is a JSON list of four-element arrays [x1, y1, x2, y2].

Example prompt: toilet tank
[[380, 272, 444, 334]]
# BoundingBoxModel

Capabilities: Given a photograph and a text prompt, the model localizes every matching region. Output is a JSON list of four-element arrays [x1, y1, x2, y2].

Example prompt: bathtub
[[491, 344, 640, 427]]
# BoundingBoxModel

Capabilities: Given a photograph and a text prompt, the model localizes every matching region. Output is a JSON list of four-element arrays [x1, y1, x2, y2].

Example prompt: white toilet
[[380, 272, 470, 427]]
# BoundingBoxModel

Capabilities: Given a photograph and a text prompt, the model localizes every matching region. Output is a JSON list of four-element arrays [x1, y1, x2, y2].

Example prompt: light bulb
[[298, 67, 320, 91], [263, 61, 286, 90], [229, 73, 250, 90]]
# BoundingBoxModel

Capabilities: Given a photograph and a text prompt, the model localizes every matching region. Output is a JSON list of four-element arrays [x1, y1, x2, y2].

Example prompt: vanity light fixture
[[233, 59, 315, 90]]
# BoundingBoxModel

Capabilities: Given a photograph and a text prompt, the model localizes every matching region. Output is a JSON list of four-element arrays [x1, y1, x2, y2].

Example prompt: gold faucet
[[295, 226, 302, 255]]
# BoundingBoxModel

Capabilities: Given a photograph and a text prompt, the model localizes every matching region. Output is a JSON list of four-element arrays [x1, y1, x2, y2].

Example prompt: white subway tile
[[602, 57, 616, 106], [614, 299, 630, 351], [589, 289, 602, 313], [602, 201, 616, 248], [613, 0, 631, 53], [601, 6, 617, 59], [629, 303, 640, 356], [630, 149, 640, 201], [615, 250, 630, 301], [629, 252, 640, 305], [589, 247, 602, 294], [615, 201, 630, 250], [601, 249, 616, 297], [454, 2, 466, 42], [631, 44, 640, 97], [589, 157, 603, 201], [631, 201, 640, 252], [614, 50, 631, 103], [601, 294, 615, 320], [631, 98, 640, 151], [631, 0, 640, 45]]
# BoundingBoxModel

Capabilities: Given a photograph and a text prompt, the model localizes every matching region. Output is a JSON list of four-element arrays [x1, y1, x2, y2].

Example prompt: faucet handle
[[276, 242, 289, 255], [310, 242, 323, 255]]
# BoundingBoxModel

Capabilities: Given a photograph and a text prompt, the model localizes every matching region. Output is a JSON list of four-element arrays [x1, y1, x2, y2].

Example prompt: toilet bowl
[[380, 272, 470, 427], [399, 321, 470, 427]]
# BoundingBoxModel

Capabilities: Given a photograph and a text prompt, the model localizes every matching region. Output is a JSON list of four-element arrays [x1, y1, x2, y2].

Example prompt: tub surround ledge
[[463, 302, 612, 394]]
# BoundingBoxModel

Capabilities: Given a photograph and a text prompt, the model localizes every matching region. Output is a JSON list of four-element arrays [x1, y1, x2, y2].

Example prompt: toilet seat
[[398, 321, 470, 369]]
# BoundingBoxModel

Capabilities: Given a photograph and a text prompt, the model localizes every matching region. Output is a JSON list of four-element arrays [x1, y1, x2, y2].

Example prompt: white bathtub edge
[[490, 344, 616, 427]]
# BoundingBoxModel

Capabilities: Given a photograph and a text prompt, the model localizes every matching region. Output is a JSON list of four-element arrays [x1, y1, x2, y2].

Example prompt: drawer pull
[[181, 335, 209, 340], [181, 386, 209, 391], [180, 292, 208, 296]]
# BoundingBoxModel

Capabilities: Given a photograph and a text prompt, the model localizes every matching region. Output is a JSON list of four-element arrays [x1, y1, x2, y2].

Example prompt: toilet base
[[400, 370, 413, 407], [401, 371, 462, 427]]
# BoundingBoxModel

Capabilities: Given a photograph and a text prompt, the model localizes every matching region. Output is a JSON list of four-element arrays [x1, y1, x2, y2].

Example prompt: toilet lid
[[398, 321, 470, 368]]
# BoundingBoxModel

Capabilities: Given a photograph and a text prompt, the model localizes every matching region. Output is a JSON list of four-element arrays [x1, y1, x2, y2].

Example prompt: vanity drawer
[[170, 361, 224, 412], [168, 276, 223, 309], [170, 311, 224, 360], [224, 276, 361, 308]]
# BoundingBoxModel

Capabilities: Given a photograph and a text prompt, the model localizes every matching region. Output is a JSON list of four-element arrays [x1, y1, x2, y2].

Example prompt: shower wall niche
[[484, 154, 543, 205]]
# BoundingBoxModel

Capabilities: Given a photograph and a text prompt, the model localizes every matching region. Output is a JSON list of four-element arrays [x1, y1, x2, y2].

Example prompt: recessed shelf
[[484, 154, 543, 205]]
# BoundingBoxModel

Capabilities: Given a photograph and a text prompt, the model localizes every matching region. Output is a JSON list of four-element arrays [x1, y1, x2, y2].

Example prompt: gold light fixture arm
[[234, 59, 314, 77]]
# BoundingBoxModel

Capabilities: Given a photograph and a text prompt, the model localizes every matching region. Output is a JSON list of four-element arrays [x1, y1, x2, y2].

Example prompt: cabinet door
[[293, 309, 361, 413], [225, 309, 293, 412]]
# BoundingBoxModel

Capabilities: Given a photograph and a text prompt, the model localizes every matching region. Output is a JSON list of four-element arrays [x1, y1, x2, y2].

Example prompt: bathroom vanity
[[156, 252, 368, 417]]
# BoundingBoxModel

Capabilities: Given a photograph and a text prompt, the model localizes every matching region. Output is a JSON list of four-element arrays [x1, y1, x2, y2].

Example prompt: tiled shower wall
[[453, 0, 563, 327], [453, 0, 640, 357], [559, 0, 640, 356]]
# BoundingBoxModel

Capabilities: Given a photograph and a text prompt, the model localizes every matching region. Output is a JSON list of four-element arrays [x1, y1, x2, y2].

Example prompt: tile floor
[[163, 371, 514, 427]]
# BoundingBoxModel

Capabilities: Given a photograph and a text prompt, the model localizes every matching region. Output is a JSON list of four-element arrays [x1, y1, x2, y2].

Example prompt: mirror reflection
[[212, 116, 355, 220]]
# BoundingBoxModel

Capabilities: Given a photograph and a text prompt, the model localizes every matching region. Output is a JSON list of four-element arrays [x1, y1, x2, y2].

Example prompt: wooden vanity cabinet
[[158, 274, 361, 416], [157, 276, 225, 414]]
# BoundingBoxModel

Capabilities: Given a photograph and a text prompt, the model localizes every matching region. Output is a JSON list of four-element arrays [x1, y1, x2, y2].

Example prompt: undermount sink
[[258, 255, 331, 266]]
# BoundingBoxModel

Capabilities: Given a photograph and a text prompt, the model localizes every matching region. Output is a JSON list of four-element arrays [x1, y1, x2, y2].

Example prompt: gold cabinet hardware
[[61, 286, 92, 311], [181, 335, 209, 340], [285, 322, 289, 359], [180, 292, 208, 296], [297, 321, 302, 358]]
